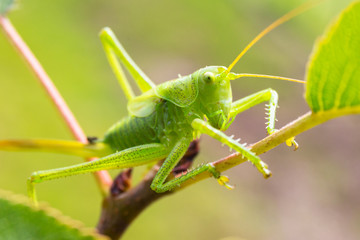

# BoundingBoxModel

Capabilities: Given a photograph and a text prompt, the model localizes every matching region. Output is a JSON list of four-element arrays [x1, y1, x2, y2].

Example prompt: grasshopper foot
[[286, 136, 299, 151], [207, 163, 234, 190], [27, 177, 38, 207], [254, 160, 272, 179], [270, 129, 299, 151], [217, 175, 234, 190]]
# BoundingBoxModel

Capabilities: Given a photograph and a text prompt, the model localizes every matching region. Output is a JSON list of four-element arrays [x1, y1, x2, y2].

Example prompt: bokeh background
[[0, 0, 359, 239]]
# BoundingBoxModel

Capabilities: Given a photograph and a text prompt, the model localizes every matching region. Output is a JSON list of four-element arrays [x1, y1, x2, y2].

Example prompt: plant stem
[[97, 108, 359, 239], [176, 108, 359, 190], [97, 140, 199, 240], [0, 16, 112, 195]]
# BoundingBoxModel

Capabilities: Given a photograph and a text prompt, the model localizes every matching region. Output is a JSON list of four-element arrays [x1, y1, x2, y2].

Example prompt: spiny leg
[[100, 27, 155, 100], [192, 118, 271, 178], [28, 143, 169, 204], [150, 137, 232, 192], [227, 88, 298, 149], [226, 88, 278, 134]]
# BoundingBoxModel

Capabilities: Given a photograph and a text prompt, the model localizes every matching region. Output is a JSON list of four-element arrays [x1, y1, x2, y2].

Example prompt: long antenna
[[228, 73, 306, 84], [226, 0, 323, 73]]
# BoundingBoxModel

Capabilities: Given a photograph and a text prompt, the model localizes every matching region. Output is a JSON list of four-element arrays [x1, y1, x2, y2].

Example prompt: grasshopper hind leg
[[99, 27, 155, 100], [26, 143, 169, 205]]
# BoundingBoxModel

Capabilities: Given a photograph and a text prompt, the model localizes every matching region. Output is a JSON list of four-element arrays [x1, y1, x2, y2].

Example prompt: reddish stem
[[0, 16, 112, 194]]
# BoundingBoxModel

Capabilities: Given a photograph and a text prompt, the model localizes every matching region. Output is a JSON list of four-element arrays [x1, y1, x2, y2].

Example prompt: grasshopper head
[[196, 66, 233, 130]]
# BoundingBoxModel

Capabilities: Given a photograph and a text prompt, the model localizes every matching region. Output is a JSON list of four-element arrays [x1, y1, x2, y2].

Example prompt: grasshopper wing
[[128, 89, 160, 117], [128, 75, 198, 117], [154, 75, 198, 107]]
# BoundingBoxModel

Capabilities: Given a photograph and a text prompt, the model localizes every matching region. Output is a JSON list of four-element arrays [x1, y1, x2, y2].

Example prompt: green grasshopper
[[0, 2, 310, 203]]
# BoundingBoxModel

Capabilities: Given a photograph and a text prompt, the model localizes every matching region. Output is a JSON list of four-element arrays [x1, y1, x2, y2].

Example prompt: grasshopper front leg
[[227, 88, 298, 149], [192, 118, 272, 178], [225, 88, 278, 134]]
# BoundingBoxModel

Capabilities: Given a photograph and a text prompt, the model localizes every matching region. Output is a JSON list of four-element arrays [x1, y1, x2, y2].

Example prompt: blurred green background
[[0, 0, 359, 239]]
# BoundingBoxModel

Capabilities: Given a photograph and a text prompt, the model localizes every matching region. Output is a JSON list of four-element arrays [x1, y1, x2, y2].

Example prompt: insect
[[0, 2, 312, 204]]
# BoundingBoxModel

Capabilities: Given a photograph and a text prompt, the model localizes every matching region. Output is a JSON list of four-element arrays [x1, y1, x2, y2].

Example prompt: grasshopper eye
[[203, 72, 215, 83]]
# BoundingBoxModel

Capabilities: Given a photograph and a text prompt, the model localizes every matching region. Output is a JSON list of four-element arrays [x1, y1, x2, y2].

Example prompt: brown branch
[[97, 140, 199, 240], [96, 109, 360, 239], [97, 168, 169, 240]]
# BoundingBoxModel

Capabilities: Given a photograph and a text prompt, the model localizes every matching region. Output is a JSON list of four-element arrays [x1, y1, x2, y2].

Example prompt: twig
[[97, 168, 169, 240], [97, 109, 359, 239], [97, 140, 199, 240], [175, 109, 356, 190]]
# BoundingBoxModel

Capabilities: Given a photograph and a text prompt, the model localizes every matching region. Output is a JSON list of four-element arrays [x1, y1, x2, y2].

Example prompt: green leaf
[[305, 1, 360, 115], [0, 0, 14, 15], [0, 189, 108, 240]]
